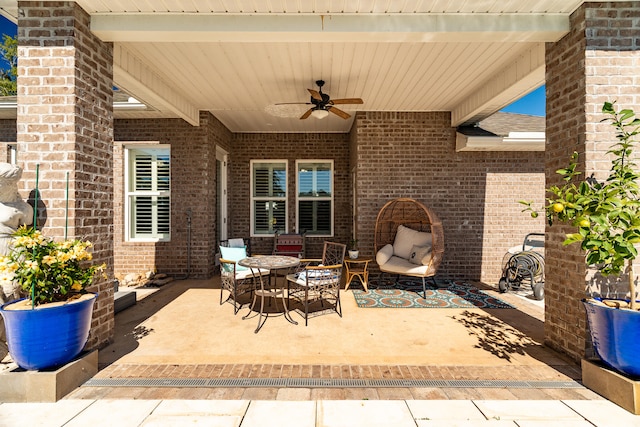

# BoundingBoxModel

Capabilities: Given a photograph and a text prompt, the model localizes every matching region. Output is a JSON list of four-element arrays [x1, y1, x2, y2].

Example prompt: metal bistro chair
[[286, 241, 346, 325], [219, 240, 267, 314]]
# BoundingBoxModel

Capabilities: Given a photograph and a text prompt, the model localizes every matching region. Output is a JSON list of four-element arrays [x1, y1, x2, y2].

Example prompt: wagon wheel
[[533, 282, 544, 300], [498, 277, 509, 293]]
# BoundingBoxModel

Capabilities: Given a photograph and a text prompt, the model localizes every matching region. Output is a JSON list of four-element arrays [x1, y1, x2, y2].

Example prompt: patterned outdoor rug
[[351, 277, 514, 309]]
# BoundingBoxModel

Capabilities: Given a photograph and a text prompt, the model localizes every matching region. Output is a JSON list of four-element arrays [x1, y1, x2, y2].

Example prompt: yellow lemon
[[552, 203, 564, 213], [579, 219, 590, 228]]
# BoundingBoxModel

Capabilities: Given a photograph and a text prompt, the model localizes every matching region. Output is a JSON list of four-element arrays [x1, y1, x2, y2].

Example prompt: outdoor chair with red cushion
[[272, 231, 306, 258]]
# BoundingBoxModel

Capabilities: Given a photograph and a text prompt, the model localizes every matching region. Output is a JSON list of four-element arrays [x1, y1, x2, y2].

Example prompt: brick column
[[545, 2, 640, 362], [17, 1, 114, 348]]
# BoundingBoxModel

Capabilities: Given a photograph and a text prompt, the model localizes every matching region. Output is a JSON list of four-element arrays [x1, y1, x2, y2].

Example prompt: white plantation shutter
[[127, 146, 171, 241], [297, 161, 333, 236], [251, 161, 287, 235]]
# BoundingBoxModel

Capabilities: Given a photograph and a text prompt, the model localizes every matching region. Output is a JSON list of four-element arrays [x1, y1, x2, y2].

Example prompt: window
[[297, 160, 333, 236], [125, 145, 171, 241], [251, 160, 287, 235], [7, 144, 16, 164]]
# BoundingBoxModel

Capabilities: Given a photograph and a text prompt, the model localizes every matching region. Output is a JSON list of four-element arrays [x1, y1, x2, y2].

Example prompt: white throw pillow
[[376, 244, 394, 265], [393, 225, 433, 260], [408, 245, 432, 266]]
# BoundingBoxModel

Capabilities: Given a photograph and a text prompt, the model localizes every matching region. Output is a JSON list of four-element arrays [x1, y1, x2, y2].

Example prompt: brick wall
[[17, 2, 114, 348], [352, 111, 545, 283], [109, 115, 543, 284], [229, 133, 352, 258], [545, 1, 640, 362], [113, 112, 231, 280]]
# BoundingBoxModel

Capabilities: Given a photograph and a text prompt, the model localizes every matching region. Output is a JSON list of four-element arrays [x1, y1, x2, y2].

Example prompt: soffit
[[41, 1, 587, 14], [0, 1, 591, 15], [0, 1, 597, 132]]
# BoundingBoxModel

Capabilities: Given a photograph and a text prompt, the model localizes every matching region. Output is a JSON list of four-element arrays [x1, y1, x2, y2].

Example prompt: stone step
[[114, 291, 136, 314]]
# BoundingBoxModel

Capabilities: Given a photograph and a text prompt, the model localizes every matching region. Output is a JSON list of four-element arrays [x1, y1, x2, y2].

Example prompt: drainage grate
[[288, 378, 368, 388], [528, 381, 583, 389], [451, 380, 530, 388], [84, 378, 131, 386], [402, 379, 449, 388], [83, 377, 585, 389], [370, 379, 417, 387], [206, 378, 260, 387]]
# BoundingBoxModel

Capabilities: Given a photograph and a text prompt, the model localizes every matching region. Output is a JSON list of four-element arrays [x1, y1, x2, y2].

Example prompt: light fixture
[[311, 108, 329, 119], [113, 96, 149, 110]]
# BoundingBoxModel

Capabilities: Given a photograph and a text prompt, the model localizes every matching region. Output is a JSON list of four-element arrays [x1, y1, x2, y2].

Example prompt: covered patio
[[0, 0, 638, 384]]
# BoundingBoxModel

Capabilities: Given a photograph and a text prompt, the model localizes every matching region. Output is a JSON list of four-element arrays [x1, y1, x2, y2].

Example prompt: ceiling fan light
[[311, 109, 329, 119]]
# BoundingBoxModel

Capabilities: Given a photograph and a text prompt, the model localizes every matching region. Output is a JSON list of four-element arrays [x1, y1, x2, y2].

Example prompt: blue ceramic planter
[[0, 293, 96, 371], [583, 298, 640, 379]]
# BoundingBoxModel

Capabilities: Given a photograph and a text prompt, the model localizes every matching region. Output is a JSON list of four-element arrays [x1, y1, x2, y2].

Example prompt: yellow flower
[[0, 273, 15, 283], [56, 252, 71, 263], [42, 255, 56, 265], [24, 260, 39, 272], [12, 235, 26, 246], [6, 226, 105, 305]]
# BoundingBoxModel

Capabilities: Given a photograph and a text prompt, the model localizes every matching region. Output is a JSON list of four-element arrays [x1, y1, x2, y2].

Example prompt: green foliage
[[0, 226, 106, 305], [521, 101, 640, 276], [0, 34, 17, 96]]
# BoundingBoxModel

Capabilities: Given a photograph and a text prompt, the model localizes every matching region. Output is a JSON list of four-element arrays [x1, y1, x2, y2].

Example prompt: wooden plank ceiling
[[0, 0, 595, 132]]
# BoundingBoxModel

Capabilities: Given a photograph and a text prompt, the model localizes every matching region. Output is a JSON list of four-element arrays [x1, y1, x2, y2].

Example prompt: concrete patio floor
[[64, 276, 600, 402]]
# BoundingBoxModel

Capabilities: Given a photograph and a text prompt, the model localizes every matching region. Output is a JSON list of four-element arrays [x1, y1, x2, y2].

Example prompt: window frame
[[124, 143, 171, 242], [295, 159, 334, 237], [250, 159, 288, 237]]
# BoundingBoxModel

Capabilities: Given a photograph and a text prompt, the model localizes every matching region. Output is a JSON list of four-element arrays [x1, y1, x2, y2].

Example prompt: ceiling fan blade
[[275, 102, 312, 105], [328, 106, 351, 119], [330, 98, 364, 105], [307, 89, 322, 101], [300, 108, 313, 119]]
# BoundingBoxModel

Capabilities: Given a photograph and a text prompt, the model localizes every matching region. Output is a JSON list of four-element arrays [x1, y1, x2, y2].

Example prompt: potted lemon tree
[[522, 101, 640, 379], [0, 226, 105, 370]]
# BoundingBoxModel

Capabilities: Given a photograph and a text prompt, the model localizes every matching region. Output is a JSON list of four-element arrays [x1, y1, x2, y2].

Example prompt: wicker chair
[[374, 198, 444, 298]]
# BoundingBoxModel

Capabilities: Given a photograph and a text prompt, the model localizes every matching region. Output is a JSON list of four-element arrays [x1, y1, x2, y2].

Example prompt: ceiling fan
[[276, 80, 363, 120]]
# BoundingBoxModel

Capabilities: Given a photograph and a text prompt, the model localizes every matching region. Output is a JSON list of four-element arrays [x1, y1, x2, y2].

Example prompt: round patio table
[[238, 255, 300, 333]]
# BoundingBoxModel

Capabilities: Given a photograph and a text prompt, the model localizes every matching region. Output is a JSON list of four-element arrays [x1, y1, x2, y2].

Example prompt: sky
[[0, 16, 15, 70], [0, 16, 15, 37], [500, 86, 546, 116], [0, 15, 545, 116]]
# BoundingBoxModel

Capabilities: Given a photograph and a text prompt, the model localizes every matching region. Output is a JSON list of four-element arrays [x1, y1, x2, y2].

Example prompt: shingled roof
[[477, 112, 545, 136], [455, 111, 545, 152]]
